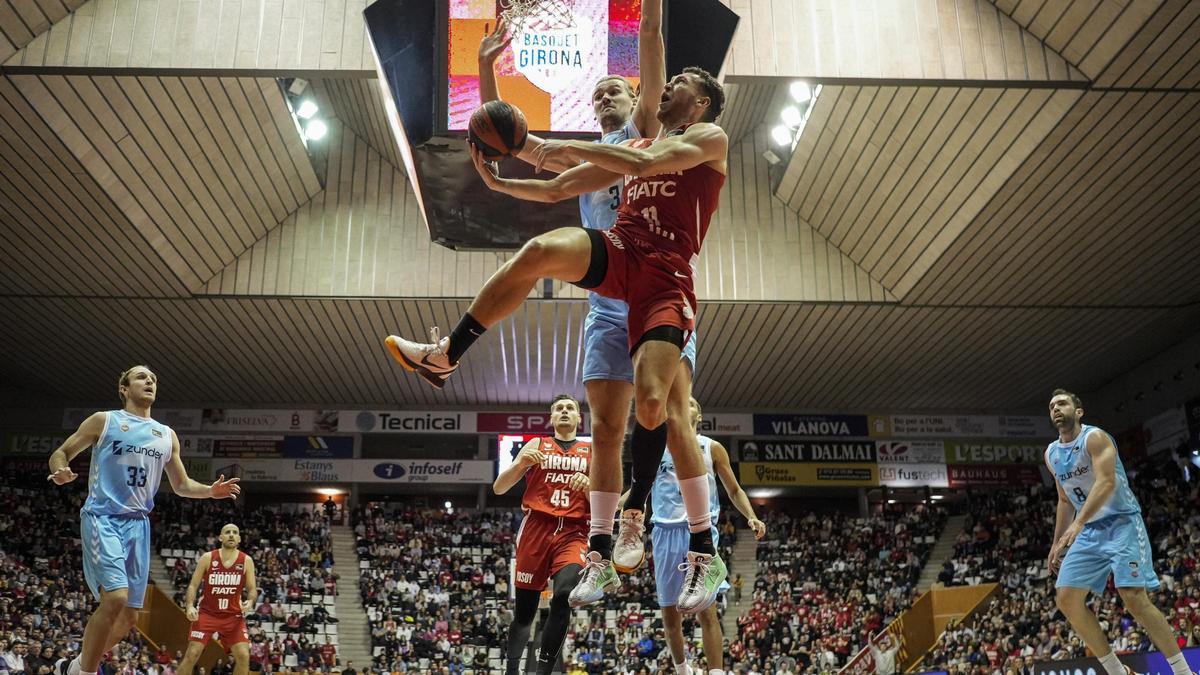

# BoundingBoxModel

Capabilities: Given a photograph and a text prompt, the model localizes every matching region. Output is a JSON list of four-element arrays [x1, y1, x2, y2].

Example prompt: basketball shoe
[[384, 327, 458, 388], [612, 509, 646, 573], [676, 550, 727, 615], [568, 551, 619, 608]]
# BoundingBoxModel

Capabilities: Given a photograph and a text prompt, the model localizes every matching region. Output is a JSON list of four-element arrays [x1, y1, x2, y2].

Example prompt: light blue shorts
[[81, 511, 151, 608], [652, 522, 728, 607], [1056, 513, 1160, 595], [582, 301, 698, 383]]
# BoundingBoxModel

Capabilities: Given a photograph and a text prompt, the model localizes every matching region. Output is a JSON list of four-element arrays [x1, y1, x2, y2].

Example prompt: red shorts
[[189, 613, 249, 652], [514, 511, 589, 591], [585, 227, 696, 352]]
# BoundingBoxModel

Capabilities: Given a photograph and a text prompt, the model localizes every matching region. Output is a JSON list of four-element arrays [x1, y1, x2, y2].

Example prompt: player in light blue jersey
[[47, 366, 241, 675], [477, 0, 708, 610], [622, 397, 763, 673], [1045, 389, 1195, 675]]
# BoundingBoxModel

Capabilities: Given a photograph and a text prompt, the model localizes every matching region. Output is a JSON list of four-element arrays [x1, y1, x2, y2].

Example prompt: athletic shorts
[[652, 522, 729, 607], [514, 511, 589, 591], [579, 228, 697, 354], [189, 613, 250, 652], [1056, 513, 1160, 595], [81, 511, 151, 609], [583, 299, 698, 383]]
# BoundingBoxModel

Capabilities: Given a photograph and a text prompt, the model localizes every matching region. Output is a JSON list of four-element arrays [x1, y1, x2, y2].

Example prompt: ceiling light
[[444, 500, 452, 509], [304, 119, 328, 141], [931, 494, 944, 500], [316, 488, 340, 496], [770, 125, 793, 147], [781, 105, 803, 128], [789, 81, 812, 103], [887, 499, 896, 504], [296, 99, 318, 119]]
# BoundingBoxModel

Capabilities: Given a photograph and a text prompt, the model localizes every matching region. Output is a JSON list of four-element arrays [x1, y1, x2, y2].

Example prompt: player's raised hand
[[46, 466, 78, 485], [478, 17, 512, 66], [568, 472, 589, 492], [210, 474, 242, 500], [186, 606, 199, 622], [748, 517, 766, 540], [516, 444, 547, 468]]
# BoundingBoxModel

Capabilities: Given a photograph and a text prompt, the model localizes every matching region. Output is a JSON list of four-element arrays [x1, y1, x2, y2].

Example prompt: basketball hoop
[[500, 0, 577, 37]]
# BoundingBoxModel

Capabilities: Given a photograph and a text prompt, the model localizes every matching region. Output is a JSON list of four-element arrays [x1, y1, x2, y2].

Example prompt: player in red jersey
[[178, 523, 258, 675], [493, 394, 592, 675], [385, 66, 728, 614]]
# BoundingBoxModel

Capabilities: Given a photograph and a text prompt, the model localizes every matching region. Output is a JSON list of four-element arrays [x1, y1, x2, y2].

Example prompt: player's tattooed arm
[[470, 142, 619, 202], [493, 439, 547, 494], [47, 411, 105, 484], [538, 124, 728, 177], [631, 0, 665, 138]]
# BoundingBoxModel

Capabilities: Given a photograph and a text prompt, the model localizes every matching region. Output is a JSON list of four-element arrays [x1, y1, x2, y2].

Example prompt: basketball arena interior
[[2, 0, 1200, 673]]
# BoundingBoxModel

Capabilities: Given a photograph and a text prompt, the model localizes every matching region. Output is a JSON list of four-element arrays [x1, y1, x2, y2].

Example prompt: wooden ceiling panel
[[0, 75, 189, 297], [776, 83, 1079, 299], [3, 296, 1197, 413], [0, 0, 83, 62], [313, 78, 406, 174], [907, 91, 1200, 307]]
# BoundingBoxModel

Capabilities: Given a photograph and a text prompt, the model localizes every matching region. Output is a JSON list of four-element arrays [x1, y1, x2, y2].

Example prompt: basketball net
[[500, 0, 577, 37]]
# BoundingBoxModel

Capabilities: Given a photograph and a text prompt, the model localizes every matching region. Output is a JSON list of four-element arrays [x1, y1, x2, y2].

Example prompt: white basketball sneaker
[[384, 327, 458, 389], [612, 509, 647, 573], [675, 550, 728, 615]]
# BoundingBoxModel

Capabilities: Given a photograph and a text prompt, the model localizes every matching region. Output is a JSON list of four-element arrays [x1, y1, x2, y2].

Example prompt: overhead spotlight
[[930, 494, 944, 500], [296, 99, 319, 120], [304, 119, 328, 141], [781, 105, 803, 128], [771, 125, 793, 147], [887, 499, 897, 504], [789, 80, 812, 103]]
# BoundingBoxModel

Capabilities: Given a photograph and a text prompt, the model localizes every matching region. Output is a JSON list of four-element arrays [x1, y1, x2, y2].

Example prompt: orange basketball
[[468, 101, 528, 161]]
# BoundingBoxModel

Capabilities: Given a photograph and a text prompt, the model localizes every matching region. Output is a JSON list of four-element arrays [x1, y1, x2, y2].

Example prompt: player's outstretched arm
[[493, 439, 546, 494], [477, 18, 574, 174], [185, 551, 211, 621], [470, 143, 620, 203], [477, 17, 512, 105], [711, 440, 765, 540], [242, 557, 258, 615], [631, 0, 665, 138], [46, 412, 106, 485], [164, 430, 242, 499], [539, 123, 728, 177]]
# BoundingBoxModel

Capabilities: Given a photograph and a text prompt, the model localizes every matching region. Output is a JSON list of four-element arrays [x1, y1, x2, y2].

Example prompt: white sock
[[673, 661, 691, 675], [1166, 651, 1191, 675], [679, 475, 712, 533], [1097, 650, 1125, 675], [588, 491, 620, 541]]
